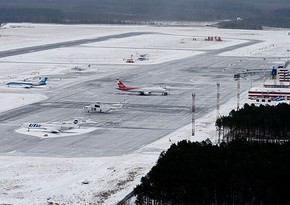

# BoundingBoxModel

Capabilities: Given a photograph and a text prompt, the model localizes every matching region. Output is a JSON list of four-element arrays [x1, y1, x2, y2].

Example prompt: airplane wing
[[45, 129, 61, 134], [133, 88, 152, 95], [34, 125, 61, 133]]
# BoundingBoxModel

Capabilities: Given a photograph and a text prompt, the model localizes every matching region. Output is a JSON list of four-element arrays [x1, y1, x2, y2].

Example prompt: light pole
[[192, 93, 195, 136]]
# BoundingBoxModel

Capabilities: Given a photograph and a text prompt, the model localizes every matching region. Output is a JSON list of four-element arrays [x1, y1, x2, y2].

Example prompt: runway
[[0, 34, 269, 157], [0, 32, 155, 58]]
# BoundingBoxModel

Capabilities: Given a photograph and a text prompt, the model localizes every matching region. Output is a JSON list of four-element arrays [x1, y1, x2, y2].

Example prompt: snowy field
[[0, 23, 289, 204]]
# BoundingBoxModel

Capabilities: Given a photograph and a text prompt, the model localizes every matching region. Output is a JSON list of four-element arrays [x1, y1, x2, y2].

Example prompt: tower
[[192, 93, 195, 136]]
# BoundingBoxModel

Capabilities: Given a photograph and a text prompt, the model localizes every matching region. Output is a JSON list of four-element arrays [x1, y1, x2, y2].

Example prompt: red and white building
[[248, 87, 290, 101], [248, 67, 290, 102]]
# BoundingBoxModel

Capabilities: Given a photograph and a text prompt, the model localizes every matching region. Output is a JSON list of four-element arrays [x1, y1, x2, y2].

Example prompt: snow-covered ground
[[0, 23, 289, 205]]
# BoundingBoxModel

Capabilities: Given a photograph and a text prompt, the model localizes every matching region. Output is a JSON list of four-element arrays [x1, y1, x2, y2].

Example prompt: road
[[0, 33, 268, 157]]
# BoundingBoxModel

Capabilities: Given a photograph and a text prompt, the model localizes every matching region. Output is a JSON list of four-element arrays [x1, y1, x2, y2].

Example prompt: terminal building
[[248, 66, 290, 102]]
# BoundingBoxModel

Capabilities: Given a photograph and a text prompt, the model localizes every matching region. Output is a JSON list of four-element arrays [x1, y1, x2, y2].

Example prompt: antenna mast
[[216, 83, 220, 120], [237, 74, 240, 110], [192, 93, 195, 136]]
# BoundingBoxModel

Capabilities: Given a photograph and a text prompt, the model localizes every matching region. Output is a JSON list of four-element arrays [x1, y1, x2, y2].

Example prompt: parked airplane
[[6, 76, 48, 88], [116, 79, 169, 95], [84, 101, 127, 113], [21, 118, 81, 133]]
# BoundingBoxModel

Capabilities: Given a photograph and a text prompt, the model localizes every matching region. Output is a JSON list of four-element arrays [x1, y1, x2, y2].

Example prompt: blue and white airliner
[[6, 76, 48, 88], [21, 118, 81, 134]]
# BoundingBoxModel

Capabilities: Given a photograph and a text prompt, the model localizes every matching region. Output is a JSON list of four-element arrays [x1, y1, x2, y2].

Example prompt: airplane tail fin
[[39, 77, 48, 85], [116, 79, 127, 90], [62, 117, 85, 128]]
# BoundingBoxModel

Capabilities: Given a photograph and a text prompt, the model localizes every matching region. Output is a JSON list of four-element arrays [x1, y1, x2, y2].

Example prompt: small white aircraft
[[6, 76, 48, 88], [116, 79, 169, 96], [21, 118, 81, 133], [137, 53, 149, 61], [84, 101, 127, 113]]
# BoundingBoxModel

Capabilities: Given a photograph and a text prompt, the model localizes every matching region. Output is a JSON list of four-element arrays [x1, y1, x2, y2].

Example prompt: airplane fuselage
[[22, 120, 79, 133], [118, 86, 169, 95], [84, 102, 125, 113], [6, 77, 48, 88], [116, 79, 169, 95]]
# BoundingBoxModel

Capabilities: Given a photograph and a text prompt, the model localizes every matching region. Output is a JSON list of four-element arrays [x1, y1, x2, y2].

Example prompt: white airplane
[[21, 118, 81, 133], [116, 79, 169, 95], [137, 53, 149, 61], [84, 101, 127, 113], [6, 76, 48, 88]]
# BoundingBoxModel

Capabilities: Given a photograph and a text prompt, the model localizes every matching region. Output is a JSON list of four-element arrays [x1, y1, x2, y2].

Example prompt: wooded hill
[[1, 0, 290, 28]]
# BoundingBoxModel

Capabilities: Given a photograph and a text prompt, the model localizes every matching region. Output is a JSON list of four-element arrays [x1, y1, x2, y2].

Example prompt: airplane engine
[[142, 91, 150, 95]]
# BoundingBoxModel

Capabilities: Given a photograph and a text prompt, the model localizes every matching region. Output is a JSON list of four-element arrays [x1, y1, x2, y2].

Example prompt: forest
[[133, 103, 290, 204], [1, 0, 290, 28], [216, 103, 290, 142], [134, 140, 290, 205]]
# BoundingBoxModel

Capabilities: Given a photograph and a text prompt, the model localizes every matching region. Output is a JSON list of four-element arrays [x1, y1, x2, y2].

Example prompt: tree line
[[216, 103, 290, 142], [134, 139, 290, 204], [1, 0, 290, 28]]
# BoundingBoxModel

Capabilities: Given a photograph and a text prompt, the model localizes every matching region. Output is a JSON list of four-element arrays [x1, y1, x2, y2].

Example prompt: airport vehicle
[[126, 58, 134, 63], [21, 118, 81, 133], [84, 101, 127, 113], [6, 76, 48, 88], [116, 79, 169, 95]]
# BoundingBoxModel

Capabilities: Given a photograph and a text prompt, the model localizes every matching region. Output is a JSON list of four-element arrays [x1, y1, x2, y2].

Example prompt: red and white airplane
[[116, 79, 169, 95]]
